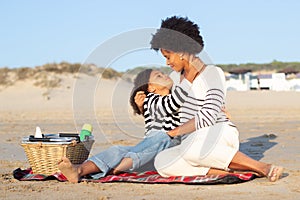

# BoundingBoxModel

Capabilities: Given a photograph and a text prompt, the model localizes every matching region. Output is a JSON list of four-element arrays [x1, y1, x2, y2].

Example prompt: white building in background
[[225, 72, 298, 91], [288, 73, 300, 91], [226, 73, 251, 91], [270, 73, 290, 91]]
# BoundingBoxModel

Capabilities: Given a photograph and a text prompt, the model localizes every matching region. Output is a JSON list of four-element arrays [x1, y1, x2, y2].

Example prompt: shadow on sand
[[240, 134, 289, 179], [240, 134, 278, 161]]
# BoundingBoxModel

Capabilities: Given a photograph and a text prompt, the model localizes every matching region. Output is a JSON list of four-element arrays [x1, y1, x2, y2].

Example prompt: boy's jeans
[[88, 130, 178, 179]]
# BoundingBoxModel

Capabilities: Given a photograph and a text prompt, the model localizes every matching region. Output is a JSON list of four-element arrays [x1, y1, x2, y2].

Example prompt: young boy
[[58, 69, 191, 183]]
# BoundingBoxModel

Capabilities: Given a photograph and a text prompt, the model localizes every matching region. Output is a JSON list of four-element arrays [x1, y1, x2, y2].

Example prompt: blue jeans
[[88, 130, 179, 179]]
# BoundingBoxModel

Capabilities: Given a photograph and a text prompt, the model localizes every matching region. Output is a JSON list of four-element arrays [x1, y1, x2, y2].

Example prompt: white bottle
[[35, 126, 43, 138]]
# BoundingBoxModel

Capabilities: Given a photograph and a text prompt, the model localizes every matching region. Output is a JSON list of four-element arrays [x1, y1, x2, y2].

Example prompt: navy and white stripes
[[195, 88, 225, 129], [143, 65, 235, 135], [144, 85, 188, 135], [175, 66, 235, 132]]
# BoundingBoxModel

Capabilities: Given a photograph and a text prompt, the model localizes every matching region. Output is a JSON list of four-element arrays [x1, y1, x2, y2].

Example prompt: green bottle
[[80, 123, 92, 142]]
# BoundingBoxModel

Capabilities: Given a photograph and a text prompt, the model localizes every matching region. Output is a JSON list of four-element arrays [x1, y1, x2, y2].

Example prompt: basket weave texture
[[21, 140, 94, 175]]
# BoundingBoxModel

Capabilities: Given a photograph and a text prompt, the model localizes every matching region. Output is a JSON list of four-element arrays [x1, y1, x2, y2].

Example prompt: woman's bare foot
[[58, 157, 80, 183], [267, 165, 284, 182]]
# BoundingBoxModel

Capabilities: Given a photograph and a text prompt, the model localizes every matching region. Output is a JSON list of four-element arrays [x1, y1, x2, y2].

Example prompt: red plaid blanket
[[13, 168, 256, 184]]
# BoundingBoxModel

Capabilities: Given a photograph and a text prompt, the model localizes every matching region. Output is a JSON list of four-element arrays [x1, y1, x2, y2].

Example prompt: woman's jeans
[[88, 130, 179, 179]]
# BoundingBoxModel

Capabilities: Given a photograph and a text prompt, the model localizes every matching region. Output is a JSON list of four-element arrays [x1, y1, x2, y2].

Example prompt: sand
[[0, 74, 300, 200]]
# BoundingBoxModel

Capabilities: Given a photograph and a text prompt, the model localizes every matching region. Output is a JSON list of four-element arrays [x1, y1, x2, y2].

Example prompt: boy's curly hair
[[129, 69, 153, 115], [150, 16, 204, 54]]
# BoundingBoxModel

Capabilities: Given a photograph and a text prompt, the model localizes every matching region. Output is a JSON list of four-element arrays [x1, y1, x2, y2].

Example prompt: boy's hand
[[135, 91, 146, 113]]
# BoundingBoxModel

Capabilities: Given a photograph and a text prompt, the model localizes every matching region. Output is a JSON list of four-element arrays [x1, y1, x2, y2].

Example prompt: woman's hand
[[135, 91, 146, 114], [189, 55, 205, 72], [167, 118, 196, 137], [183, 55, 206, 82], [167, 128, 178, 138], [221, 106, 231, 120]]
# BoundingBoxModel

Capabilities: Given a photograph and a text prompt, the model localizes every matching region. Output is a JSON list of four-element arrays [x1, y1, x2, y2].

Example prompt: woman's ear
[[148, 84, 156, 93], [179, 52, 189, 61]]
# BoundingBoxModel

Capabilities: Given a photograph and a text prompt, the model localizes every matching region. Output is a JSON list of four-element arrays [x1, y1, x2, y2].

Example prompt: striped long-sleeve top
[[143, 79, 191, 135], [169, 65, 235, 136]]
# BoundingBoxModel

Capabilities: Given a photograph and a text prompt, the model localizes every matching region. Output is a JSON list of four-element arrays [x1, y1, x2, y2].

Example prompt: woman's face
[[160, 49, 184, 72], [148, 70, 173, 92]]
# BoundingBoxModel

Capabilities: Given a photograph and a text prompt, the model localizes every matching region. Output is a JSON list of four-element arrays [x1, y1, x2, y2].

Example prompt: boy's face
[[148, 70, 173, 92]]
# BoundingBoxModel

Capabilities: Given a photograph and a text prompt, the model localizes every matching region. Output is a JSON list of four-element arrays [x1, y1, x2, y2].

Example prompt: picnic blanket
[[13, 168, 256, 184]]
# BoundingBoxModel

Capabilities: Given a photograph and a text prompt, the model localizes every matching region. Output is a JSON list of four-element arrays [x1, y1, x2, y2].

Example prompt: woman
[[149, 16, 283, 182]]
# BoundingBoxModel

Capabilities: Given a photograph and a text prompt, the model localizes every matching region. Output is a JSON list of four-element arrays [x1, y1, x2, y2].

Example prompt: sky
[[1, 0, 299, 71]]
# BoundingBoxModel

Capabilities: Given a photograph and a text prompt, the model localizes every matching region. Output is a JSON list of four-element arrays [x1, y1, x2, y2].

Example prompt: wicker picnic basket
[[21, 137, 94, 175]]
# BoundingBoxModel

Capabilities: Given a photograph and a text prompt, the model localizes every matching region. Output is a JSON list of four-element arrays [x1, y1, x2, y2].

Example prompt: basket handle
[[59, 133, 80, 142], [28, 137, 52, 142]]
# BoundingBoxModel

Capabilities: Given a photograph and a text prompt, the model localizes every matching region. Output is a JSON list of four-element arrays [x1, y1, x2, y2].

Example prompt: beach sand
[[0, 75, 300, 200]]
